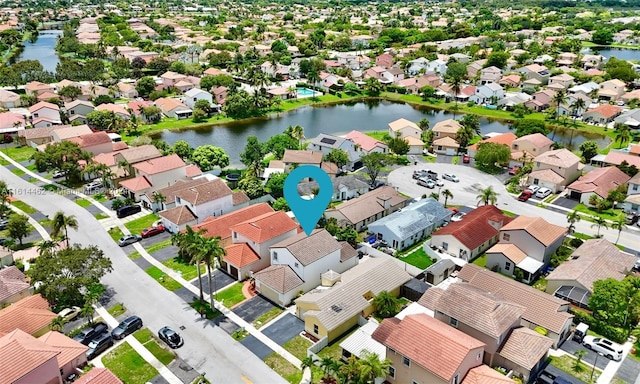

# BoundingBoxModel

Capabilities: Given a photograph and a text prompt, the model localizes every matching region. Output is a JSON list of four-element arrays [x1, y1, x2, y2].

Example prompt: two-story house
[[524, 89, 555, 112], [485, 216, 566, 282], [160, 71, 187, 87], [29, 101, 62, 128], [64, 100, 95, 124], [467, 133, 517, 158], [432, 119, 462, 140], [548, 73, 574, 90], [254, 229, 358, 306], [344, 130, 389, 155], [470, 83, 504, 105], [556, 52, 578, 66], [308, 134, 360, 171], [598, 79, 626, 101], [223, 211, 299, 281], [510, 133, 553, 162], [566, 166, 630, 205], [183, 88, 214, 109], [375, 53, 394, 69], [297, 175, 370, 202], [67, 131, 115, 156], [624, 172, 640, 213], [518, 64, 550, 85], [373, 313, 487, 384], [479, 66, 502, 84], [0, 294, 57, 337], [0, 266, 32, 307], [527, 149, 582, 193], [430, 205, 513, 262], [120, 154, 188, 201], [25, 81, 55, 97]]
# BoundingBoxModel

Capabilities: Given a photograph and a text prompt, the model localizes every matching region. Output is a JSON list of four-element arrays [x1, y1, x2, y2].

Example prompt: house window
[[450, 317, 458, 328], [233, 232, 237, 239], [273, 252, 278, 260], [389, 366, 395, 378], [33, 113, 38, 118], [536, 162, 540, 167], [403, 356, 410, 367], [442, 242, 448, 250], [513, 144, 518, 150], [634, 184, 638, 191], [294, 262, 299, 268], [437, 145, 443, 151], [503, 233, 510, 241], [70, 110, 75, 115], [453, 374, 459, 384], [313, 324, 318, 334], [505, 262, 511, 271]]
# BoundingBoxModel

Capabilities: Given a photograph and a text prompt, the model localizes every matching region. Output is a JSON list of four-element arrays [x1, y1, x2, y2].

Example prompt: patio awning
[[554, 285, 591, 309], [516, 257, 544, 274]]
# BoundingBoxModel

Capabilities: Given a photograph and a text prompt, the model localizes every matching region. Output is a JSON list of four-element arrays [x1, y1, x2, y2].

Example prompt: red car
[[518, 190, 533, 201], [141, 224, 165, 238], [462, 154, 470, 163], [509, 165, 520, 175]]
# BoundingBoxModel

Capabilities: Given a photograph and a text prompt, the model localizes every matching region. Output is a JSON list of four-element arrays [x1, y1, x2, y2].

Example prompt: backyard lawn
[[162, 257, 198, 281], [283, 335, 312, 360], [133, 329, 175, 365], [124, 214, 160, 234], [400, 247, 434, 270], [216, 282, 246, 307], [472, 254, 488, 267], [102, 342, 159, 384], [145, 266, 182, 291]]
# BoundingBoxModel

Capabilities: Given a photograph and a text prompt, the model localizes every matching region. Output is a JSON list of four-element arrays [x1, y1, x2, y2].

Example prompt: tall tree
[[591, 216, 608, 237], [611, 215, 627, 245], [172, 226, 207, 302], [240, 136, 263, 167], [442, 189, 453, 208], [51, 211, 78, 246], [197, 236, 226, 306], [372, 291, 401, 318], [552, 90, 567, 120], [566, 210, 581, 234], [361, 152, 389, 188], [476, 186, 498, 206], [615, 123, 631, 149], [7, 214, 29, 246]]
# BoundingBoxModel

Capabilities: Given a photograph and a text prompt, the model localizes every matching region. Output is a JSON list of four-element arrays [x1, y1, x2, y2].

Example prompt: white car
[[583, 336, 624, 361], [535, 187, 552, 199], [435, 179, 444, 187], [451, 212, 466, 222], [58, 306, 81, 321], [443, 173, 460, 182], [526, 185, 540, 194]]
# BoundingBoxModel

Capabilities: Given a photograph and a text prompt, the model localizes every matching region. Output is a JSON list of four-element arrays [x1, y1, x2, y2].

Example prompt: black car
[[111, 316, 142, 340], [86, 333, 114, 359], [73, 322, 108, 346], [116, 205, 142, 218], [158, 326, 184, 349]]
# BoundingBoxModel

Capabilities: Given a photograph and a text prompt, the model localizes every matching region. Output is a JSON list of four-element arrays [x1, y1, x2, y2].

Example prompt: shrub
[[573, 310, 628, 343], [13, 260, 24, 271], [569, 238, 584, 248], [534, 326, 548, 336]]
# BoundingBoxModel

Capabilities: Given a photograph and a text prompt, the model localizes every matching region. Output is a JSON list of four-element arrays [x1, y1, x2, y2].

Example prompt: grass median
[[145, 266, 182, 291], [133, 328, 175, 365]]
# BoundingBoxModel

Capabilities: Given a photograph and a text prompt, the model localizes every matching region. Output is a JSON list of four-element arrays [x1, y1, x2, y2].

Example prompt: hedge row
[[573, 310, 628, 344]]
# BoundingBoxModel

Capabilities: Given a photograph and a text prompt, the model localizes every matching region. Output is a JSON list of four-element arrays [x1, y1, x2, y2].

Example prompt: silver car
[[118, 234, 141, 247], [443, 173, 459, 182]]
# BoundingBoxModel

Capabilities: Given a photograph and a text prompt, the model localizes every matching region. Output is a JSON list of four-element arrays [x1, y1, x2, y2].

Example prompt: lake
[[582, 47, 640, 61], [155, 100, 610, 166], [16, 30, 61, 73]]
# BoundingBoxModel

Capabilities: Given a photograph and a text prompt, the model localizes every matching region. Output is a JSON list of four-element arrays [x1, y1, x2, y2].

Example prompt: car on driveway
[[52, 170, 66, 178], [112, 316, 143, 340], [86, 333, 114, 360], [583, 336, 623, 361], [141, 225, 165, 238], [535, 187, 552, 199], [462, 154, 470, 163], [57, 306, 81, 322], [443, 173, 459, 182], [73, 322, 108, 346], [158, 326, 184, 348], [526, 185, 541, 194], [451, 212, 466, 222], [518, 190, 533, 202], [625, 213, 638, 225], [118, 234, 141, 247], [417, 178, 435, 189], [0, 219, 9, 230]]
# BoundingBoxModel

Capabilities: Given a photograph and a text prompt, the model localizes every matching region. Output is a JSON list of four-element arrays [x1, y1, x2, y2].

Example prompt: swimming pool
[[296, 87, 319, 96]]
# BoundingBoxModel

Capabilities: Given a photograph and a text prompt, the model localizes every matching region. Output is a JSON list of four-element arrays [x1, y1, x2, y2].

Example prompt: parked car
[[509, 165, 520, 175], [518, 190, 533, 202], [417, 178, 435, 189], [634, 259, 640, 271], [443, 173, 459, 182], [57, 306, 81, 322], [141, 224, 165, 238], [84, 181, 103, 194], [52, 170, 66, 178], [118, 234, 141, 247], [158, 326, 184, 349], [425, 170, 438, 180], [86, 333, 114, 360], [116, 205, 141, 218], [73, 322, 108, 345], [583, 336, 624, 361], [111, 316, 143, 340], [462, 154, 470, 163], [526, 185, 541, 194], [625, 213, 639, 225], [451, 212, 466, 222], [535, 187, 552, 199], [0, 219, 9, 230], [572, 322, 589, 343], [435, 179, 444, 187], [536, 370, 572, 384]]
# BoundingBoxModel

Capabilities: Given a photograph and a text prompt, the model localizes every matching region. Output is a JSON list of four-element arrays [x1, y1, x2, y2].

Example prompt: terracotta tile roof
[[567, 166, 630, 199], [114, 144, 161, 164], [547, 239, 637, 292], [528, 169, 565, 184], [462, 365, 516, 384], [418, 283, 525, 339], [232, 191, 250, 206], [158, 205, 197, 225], [0, 329, 60, 382], [282, 150, 323, 164], [0, 294, 56, 336], [512, 133, 553, 148], [74, 368, 123, 384], [133, 154, 186, 175], [119, 175, 152, 192], [433, 119, 462, 134], [254, 265, 304, 294], [29, 101, 60, 113], [533, 148, 580, 168], [51, 125, 92, 140], [0, 266, 30, 303], [457, 264, 573, 334], [433, 136, 460, 147], [191, 203, 274, 241], [174, 179, 232, 205], [68, 131, 112, 148], [224, 243, 260, 268], [155, 97, 190, 113], [604, 151, 640, 168], [147, 178, 208, 203], [373, 314, 485, 381], [38, 331, 88, 368], [271, 229, 341, 266], [112, 142, 128, 151], [231, 211, 299, 243], [468, 133, 517, 152], [388, 118, 420, 132], [486, 243, 527, 264], [326, 186, 408, 225], [432, 206, 512, 250], [344, 130, 388, 152], [0, 89, 20, 103], [185, 164, 202, 177], [321, 161, 338, 175], [500, 216, 566, 246], [339, 241, 358, 262], [498, 327, 553, 370], [585, 104, 623, 119], [95, 103, 130, 117]]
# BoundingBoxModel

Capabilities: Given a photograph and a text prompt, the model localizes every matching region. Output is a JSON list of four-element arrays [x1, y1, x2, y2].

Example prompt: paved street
[[0, 167, 287, 384]]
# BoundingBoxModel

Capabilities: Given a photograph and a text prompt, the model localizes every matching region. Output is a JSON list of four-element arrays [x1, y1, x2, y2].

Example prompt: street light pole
[[589, 352, 603, 383]]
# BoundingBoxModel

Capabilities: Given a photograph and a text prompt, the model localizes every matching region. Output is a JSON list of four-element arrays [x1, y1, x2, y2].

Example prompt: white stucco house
[[183, 88, 214, 109]]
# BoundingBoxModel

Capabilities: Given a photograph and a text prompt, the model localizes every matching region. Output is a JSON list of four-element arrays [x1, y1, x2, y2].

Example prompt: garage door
[[229, 266, 239, 279], [569, 191, 581, 200]]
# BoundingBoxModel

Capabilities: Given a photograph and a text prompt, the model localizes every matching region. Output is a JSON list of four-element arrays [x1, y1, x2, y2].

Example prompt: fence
[[307, 335, 328, 358], [359, 243, 423, 277]]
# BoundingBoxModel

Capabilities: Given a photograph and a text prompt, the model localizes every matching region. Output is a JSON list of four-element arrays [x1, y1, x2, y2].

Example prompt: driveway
[[554, 197, 580, 210], [194, 269, 236, 293], [261, 314, 305, 346], [232, 295, 278, 324], [240, 335, 274, 360], [559, 339, 610, 369], [615, 356, 640, 383]]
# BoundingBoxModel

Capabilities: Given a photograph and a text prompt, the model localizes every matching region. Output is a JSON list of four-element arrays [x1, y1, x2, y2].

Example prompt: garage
[[568, 190, 581, 200], [229, 265, 239, 279]]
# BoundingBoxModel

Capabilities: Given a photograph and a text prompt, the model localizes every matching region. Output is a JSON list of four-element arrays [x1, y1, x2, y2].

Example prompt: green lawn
[[532, 276, 548, 292], [549, 355, 601, 384], [573, 203, 624, 222], [125, 214, 160, 234], [128, 251, 141, 260], [108, 227, 124, 243], [216, 282, 246, 308], [133, 329, 175, 365], [11, 168, 24, 176], [264, 353, 302, 384], [146, 238, 173, 255], [145, 266, 182, 291], [11, 200, 36, 214], [364, 131, 389, 142], [75, 198, 92, 208], [283, 335, 312, 360], [573, 232, 595, 241], [94, 213, 109, 220], [501, 209, 517, 218], [102, 342, 159, 384], [1, 146, 36, 162], [400, 247, 434, 270], [162, 257, 198, 280], [472, 254, 488, 267], [318, 326, 359, 360], [189, 299, 221, 319], [107, 303, 127, 317], [253, 307, 284, 328]]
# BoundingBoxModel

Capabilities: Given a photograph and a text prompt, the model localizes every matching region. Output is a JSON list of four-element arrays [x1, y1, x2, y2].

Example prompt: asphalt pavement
[[0, 167, 287, 384]]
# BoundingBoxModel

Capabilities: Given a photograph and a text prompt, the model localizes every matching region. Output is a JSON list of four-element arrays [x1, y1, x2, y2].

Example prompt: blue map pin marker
[[284, 165, 333, 236]]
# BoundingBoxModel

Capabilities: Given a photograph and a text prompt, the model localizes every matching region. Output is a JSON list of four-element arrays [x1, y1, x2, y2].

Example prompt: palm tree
[[50, 316, 66, 332], [476, 186, 498, 206], [286, 125, 305, 147], [615, 123, 631, 149], [430, 192, 440, 201], [357, 350, 391, 384], [152, 191, 166, 211], [591, 216, 608, 237], [418, 118, 430, 131], [573, 349, 587, 374], [372, 291, 400, 318], [570, 98, 586, 121], [171, 225, 208, 302], [50, 211, 78, 246], [566, 210, 581, 234], [442, 189, 453, 208], [300, 355, 317, 371], [80, 304, 94, 325], [0, 180, 12, 217], [287, 85, 297, 100], [38, 240, 58, 256], [197, 236, 226, 306], [320, 357, 339, 383], [612, 215, 627, 244], [450, 77, 462, 117], [552, 90, 568, 120], [117, 160, 130, 177]]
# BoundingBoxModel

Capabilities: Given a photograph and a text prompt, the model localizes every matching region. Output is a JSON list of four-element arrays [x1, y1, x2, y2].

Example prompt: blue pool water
[[296, 87, 317, 96]]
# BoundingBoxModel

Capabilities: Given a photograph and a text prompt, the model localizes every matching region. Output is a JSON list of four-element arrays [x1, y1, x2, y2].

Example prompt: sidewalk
[[8, 201, 51, 241], [596, 341, 635, 384], [94, 305, 183, 384]]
